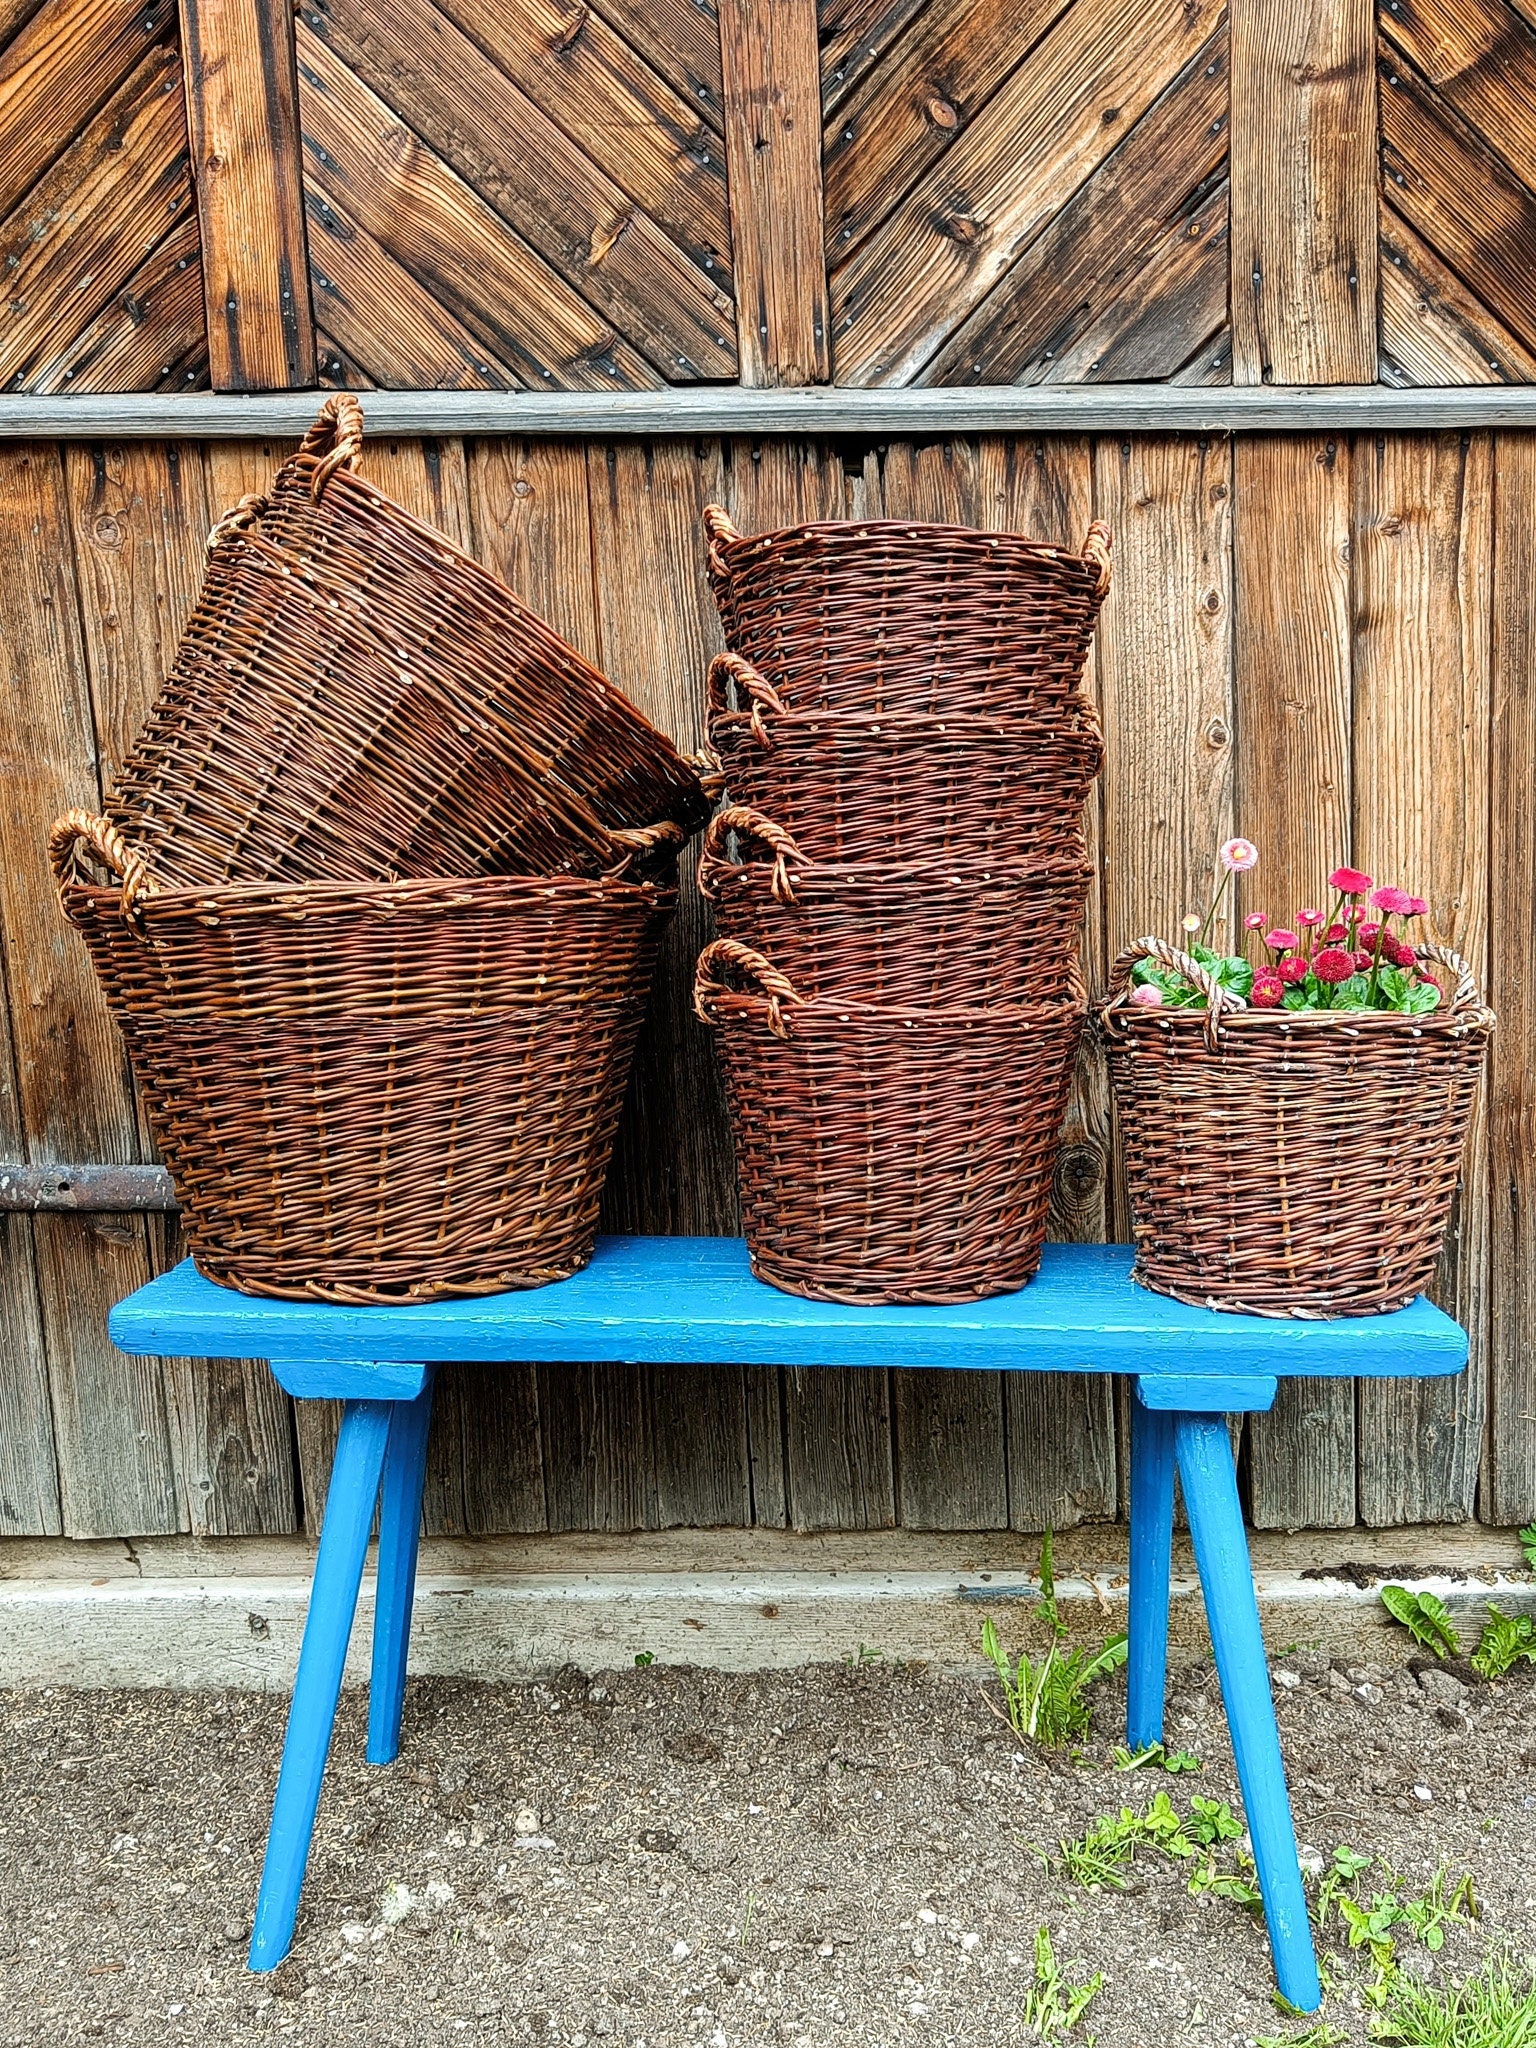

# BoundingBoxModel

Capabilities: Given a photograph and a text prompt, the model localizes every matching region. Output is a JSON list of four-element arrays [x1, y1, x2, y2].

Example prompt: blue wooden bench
[[109, 1236, 1468, 2013]]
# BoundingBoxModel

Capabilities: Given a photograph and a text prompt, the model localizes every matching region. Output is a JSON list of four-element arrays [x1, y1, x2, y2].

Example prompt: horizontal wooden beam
[[1, 385, 1535, 440], [0, 1163, 176, 1212]]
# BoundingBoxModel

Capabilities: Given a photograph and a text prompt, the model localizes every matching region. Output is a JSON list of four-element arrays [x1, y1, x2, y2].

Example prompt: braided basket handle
[[706, 651, 786, 743], [1417, 941, 1495, 1025], [702, 502, 743, 586], [48, 810, 160, 925], [693, 938, 805, 1039], [688, 744, 727, 806], [605, 820, 686, 876], [698, 804, 803, 903], [1081, 521, 1112, 598], [299, 393, 365, 499], [1104, 936, 1242, 1053]]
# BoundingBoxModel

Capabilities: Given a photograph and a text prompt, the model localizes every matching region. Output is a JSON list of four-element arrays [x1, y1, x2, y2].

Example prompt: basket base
[[191, 1244, 594, 1306], [747, 1249, 1043, 1308], [1131, 1265, 1424, 1321]]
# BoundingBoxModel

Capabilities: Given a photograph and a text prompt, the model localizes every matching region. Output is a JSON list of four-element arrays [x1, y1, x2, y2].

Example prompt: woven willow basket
[[703, 505, 1111, 721], [705, 652, 1102, 866], [1099, 937, 1494, 1318], [698, 805, 1091, 1008], [51, 813, 674, 1303], [694, 939, 1085, 1305], [107, 396, 705, 889]]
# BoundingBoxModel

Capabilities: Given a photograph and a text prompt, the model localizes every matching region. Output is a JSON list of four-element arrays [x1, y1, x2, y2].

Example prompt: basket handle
[[299, 393, 365, 499], [693, 937, 805, 1039], [48, 810, 160, 924], [206, 491, 271, 554], [697, 804, 803, 904], [1105, 936, 1243, 1053], [605, 820, 687, 874], [688, 744, 727, 805], [702, 502, 743, 586], [706, 651, 786, 744], [1081, 521, 1112, 598], [1417, 941, 1495, 1025]]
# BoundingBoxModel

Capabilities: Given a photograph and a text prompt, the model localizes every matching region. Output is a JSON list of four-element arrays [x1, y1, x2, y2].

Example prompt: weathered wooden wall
[[0, 0, 1534, 1542]]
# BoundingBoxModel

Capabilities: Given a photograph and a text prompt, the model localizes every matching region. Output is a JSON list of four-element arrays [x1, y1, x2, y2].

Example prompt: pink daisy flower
[[1244, 911, 1269, 932], [1220, 838, 1259, 873], [1276, 954, 1308, 984], [1297, 908, 1324, 928], [1372, 885, 1414, 916], [1250, 975, 1284, 1009], [1130, 983, 1164, 1008], [1266, 929, 1300, 952], [1328, 866, 1373, 894], [1313, 947, 1355, 984]]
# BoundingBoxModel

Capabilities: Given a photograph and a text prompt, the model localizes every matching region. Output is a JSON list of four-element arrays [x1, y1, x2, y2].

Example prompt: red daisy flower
[[1276, 954, 1308, 984], [1250, 975, 1284, 1008], [1328, 866, 1374, 894], [1313, 947, 1355, 984]]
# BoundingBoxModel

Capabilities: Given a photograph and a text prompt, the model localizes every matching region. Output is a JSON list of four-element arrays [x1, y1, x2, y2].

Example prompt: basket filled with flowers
[[1099, 841, 1494, 1317]]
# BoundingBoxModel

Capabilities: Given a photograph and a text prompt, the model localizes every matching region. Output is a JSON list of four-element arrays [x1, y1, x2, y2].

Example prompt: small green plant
[[980, 1529, 1127, 1749], [1256, 2024, 1349, 2048], [1471, 1603, 1536, 1680], [1020, 1925, 1102, 2039], [1380, 1585, 1461, 1658], [1519, 1523, 1536, 1572], [1369, 1951, 1536, 2045], [1059, 1791, 1256, 1909], [633, 1650, 655, 1667], [1111, 1741, 1201, 1773]]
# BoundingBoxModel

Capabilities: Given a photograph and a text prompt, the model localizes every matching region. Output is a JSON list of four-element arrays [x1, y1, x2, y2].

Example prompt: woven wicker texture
[[694, 939, 1085, 1304], [106, 396, 704, 888], [698, 805, 1091, 1008], [51, 812, 674, 1303], [705, 654, 1101, 866], [703, 506, 1111, 720], [1100, 937, 1495, 1318]]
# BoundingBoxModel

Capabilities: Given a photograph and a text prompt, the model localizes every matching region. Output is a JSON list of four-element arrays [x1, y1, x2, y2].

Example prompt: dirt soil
[[2, 1650, 1533, 2048]]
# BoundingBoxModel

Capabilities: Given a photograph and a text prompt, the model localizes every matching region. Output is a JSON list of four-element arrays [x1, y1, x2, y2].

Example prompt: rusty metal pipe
[[0, 1163, 178, 1212]]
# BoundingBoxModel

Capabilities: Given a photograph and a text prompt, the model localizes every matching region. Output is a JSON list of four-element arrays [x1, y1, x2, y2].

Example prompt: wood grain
[[1380, 0, 1536, 174], [783, 1365, 895, 1531], [593, 0, 724, 128], [179, 0, 315, 390], [0, 444, 182, 1536], [25, 216, 208, 396], [1488, 431, 1536, 1525], [830, 0, 1219, 385], [1380, 210, 1536, 387], [295, 25, 661, 391], [819, 0, 930, 118], [717, 0, 829, 384], [1229, 0, 1376, 383], [1352, 434, 1492, 1525], [1233, 436, 1356, 1529], [309, 0, 736, 381]]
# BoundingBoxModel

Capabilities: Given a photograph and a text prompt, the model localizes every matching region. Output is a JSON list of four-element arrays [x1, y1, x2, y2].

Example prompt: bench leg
[[1127, 1397, 1176, 1753], [1175, 1414, 1321, 2015], [368, 1374, 435, 1766], [248, 1397, 393, 1974]]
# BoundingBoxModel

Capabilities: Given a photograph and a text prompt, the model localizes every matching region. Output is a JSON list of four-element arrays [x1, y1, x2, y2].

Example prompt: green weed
[[1380, 1586, 1461, 1658], [1058, 1790, 1252, 1906], [1110, 1742, 1202, 1773], [1256, 2025, 1349, 2048], [633, 1650, 655, 1667], [1369, 1952, 1536, 2045], [1470, 1604, 1536, 1680], [1020, 1925, 1102, 2039], [981, 1530, 1127, 1749], [1519, 1523, 1536, 1572]]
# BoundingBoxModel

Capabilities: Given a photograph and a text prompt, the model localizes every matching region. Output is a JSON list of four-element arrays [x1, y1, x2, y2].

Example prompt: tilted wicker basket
[[704, 652, 1102, 867], [106, 395, 706, 889], [51, 812, 675, 1303], [1099, 937, 1495, 1317], [694, 938, 1085, 1305], [698, 805, 1091, 1009], [702, 505, 1112, 721]]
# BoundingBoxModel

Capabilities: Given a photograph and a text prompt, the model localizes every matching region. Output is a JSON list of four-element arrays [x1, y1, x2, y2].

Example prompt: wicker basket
[[51, 812, 674, 1303], [1099, 937, 1495, 1318], [694, 938, 1085, 1304], [702, 506, 1112, 720], [107, 396, 706, 889], [705, 653, 1101, 866], [698, 805, 1091, 1008]]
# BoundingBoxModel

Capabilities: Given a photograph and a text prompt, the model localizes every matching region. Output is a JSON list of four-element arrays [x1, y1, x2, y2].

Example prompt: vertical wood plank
[[0, 932, 62, 1536], [1353, 433, 1492, 1525], [179, 0, 316, 390], [717, 0, 830, 384], [0, 443, 182, 1537], [782, 1366, 895, 1533], [1229, 0, 1376, 383], [1488, 431, 1536, 1525], [1233, 435, 1357, 1528]]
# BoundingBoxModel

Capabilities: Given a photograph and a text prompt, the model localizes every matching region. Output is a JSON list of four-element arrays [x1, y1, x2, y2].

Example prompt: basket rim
[[706, 513, 1107, 577], [1097, 1000, 1494, 1037]]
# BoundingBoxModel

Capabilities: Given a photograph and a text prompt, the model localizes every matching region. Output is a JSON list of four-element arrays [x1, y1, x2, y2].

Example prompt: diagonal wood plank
[[0, 45, 195, 393], [923, 32, 1227, 386], [306, 0, 736, 379], [1380, 0, 1536, 195], [0, 0, 176, 224], [1042, 190, 1226, 384], [824, 0, 1070, 266], [1381, 47, 1536, 354], [22, 214, 206, 394], [304, 180, 518, 388], [828, 0, 1220, 386], [434, 0, 731, 274], [1380, 207, 1536, 386], [819, 0, 929, 115], [297, 28, 659, 390], [590, 0, 724, 129]]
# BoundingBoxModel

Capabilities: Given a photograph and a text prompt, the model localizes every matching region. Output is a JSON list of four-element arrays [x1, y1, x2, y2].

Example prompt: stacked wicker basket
[[693, 506, 1112, 1304], [50, 396, 708, 1303]]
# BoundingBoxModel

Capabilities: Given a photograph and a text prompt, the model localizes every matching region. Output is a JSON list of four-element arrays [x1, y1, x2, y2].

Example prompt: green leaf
[[1214, 956, 1255, 999], [1189, 942, 1219, 968], [1401, 981, 1442, 1015], [1521, 1523, 1536, 1571], [1282, 987, 1311, 1012], [1471, 1603, 1536, 1680], [1379, 1584, 1461, 1658]]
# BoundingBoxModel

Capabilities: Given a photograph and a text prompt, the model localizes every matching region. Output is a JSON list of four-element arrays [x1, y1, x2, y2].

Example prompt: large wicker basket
[[694, 939, 1085, 1304], [51, 813, 674, 1303], [698, 805, 1091, 1007], [705, 653, 1102, 866], [1099, 937, 1495, 1317], [107, 396, 706, 888], [702, 506, 1112, 720]]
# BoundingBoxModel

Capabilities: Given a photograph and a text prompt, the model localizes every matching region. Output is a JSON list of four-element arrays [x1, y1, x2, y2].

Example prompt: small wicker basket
[[1099, 936, 1495, 1317], [694, 938, 1085, 1305], [698, 805, 1091, 1008], [51, 812, 675, 1303]]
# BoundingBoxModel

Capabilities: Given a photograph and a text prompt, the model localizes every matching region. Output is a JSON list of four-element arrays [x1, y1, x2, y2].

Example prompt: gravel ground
[[2, 1650, 1533, 2048]]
